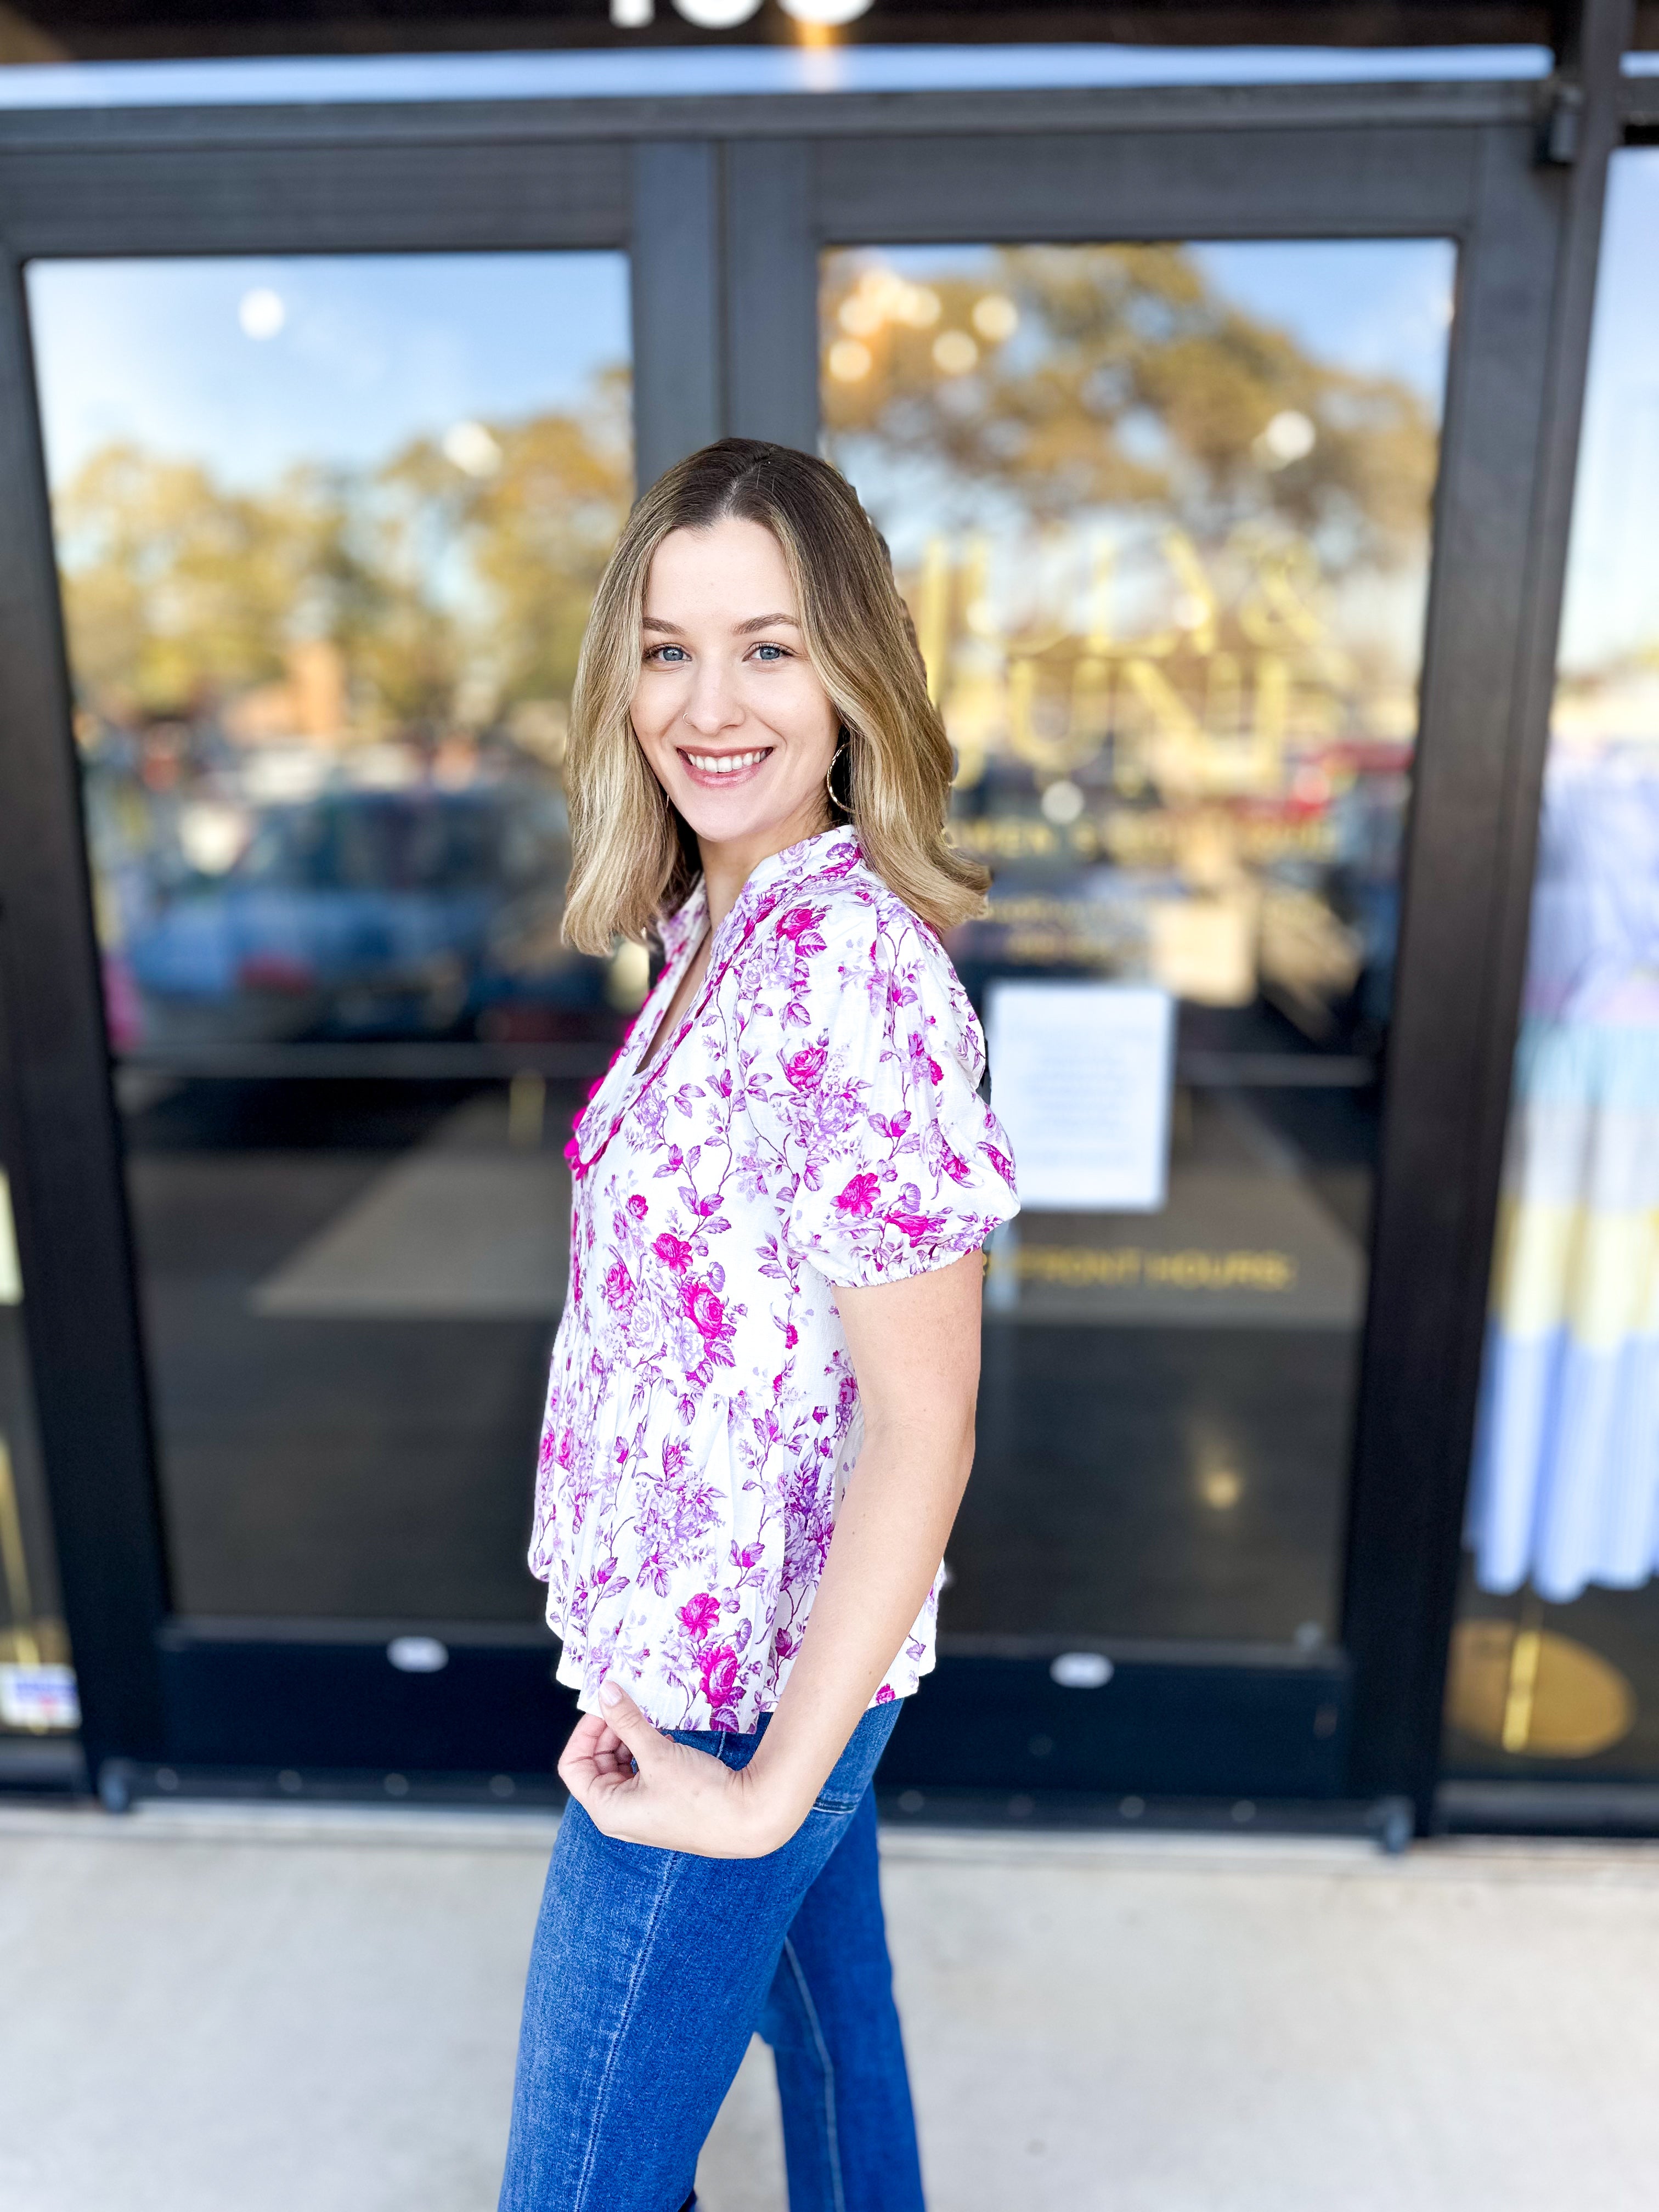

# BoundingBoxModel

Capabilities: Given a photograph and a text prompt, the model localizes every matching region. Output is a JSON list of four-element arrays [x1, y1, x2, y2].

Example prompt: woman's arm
[[558, 1249, 983, 1856]]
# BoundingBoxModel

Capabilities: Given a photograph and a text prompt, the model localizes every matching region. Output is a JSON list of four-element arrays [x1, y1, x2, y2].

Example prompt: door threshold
[[876, 1785, 1413, 1853], [0, 1737, 86, 1796], [1437, 1778, 1659, 1837]]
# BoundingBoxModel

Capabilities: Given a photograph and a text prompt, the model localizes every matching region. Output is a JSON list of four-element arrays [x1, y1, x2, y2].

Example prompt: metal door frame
[[0, 42, 1628, 1820]]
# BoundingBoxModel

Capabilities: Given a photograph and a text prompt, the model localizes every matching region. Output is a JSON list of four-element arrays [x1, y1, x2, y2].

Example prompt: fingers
[[556, 1712, 604, 1797], [595, 1679, 666, 1769], [557, 1691, 656, 1810], [557, 1697, 763, 1854]]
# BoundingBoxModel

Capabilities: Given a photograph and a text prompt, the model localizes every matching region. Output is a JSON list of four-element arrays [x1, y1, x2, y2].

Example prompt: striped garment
[[1465, 751, 1659, 1600]]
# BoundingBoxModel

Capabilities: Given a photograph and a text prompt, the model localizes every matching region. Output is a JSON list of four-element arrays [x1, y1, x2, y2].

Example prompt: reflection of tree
[[58, 448, 315, 715], [823, 246, 1437, 571], [471, 369, 634, 711], [55, 371, 631, 734], [822, 246, 1444, 799]]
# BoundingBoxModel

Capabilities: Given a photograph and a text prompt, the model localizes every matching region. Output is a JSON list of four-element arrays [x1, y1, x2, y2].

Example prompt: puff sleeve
[[744, 887, 1020, 1288]]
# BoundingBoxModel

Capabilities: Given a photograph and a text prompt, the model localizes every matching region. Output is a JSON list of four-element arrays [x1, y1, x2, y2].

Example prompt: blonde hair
[[561, 438, 988, 953]]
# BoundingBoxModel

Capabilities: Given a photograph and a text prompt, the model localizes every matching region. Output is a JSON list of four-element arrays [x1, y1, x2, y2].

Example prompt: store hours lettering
[[1015, 1245, 1299, 1293]]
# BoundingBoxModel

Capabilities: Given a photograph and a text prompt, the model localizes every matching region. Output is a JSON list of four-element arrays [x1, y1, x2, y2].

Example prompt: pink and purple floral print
[[531, 827, 1019, 1731]]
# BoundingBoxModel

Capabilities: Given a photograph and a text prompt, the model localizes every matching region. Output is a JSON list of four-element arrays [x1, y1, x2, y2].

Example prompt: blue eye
[[649, 644, 689, 663], [753, 643, 787, 662]]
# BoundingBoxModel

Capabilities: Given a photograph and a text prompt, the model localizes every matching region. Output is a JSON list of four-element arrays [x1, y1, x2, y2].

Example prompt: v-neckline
[[565, 827, 864, 1180], [637, 923, 711, 1078]]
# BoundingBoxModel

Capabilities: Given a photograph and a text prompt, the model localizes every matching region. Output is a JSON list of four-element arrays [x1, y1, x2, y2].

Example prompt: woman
[[499, 439, 1019, 2212]]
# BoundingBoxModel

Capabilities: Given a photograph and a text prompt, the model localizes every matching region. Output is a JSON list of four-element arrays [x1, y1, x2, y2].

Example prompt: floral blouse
[[530, 826, 1020, 1732]]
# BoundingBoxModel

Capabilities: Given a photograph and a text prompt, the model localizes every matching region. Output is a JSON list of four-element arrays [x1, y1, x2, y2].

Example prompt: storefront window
[[0, 1155, 78, 1740], [26, 252, 631, 1622], [822, 238, 1454, 1645], [1447, 151, 1659, 1777]]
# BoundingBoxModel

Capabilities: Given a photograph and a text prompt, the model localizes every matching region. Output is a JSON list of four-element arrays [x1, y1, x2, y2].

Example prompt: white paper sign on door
[[986, 981, 1175, 1212]]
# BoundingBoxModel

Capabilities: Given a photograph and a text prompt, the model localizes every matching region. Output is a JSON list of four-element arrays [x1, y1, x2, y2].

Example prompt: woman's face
[[631, 516, 840, 860]]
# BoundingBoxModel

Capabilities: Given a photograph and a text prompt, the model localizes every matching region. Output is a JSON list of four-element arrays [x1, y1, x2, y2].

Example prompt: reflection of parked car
[[127, 785, 600, 1046]]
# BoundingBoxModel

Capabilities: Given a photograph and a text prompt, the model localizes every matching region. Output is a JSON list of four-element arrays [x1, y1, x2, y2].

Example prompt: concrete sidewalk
[[1, 1803, 1656, 2212]]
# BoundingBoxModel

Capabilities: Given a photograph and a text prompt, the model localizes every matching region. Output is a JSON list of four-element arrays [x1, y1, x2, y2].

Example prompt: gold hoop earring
[[825, 740, 852, 816]]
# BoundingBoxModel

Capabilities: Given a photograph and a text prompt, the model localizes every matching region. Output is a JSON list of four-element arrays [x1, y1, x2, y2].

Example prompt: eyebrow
[[640, 613, 800, 635]]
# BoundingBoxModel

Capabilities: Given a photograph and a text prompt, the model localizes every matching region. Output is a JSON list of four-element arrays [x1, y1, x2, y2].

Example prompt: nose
[[679, 655, 743, 739]]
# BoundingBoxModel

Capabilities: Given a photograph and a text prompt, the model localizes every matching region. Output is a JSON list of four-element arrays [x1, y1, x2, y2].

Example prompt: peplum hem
[[546, 1623, 933, 1735]]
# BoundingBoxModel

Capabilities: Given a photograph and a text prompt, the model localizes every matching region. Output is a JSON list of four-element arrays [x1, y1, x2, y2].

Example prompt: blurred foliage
[[57, 448, 313, 712], [471, 370, 634, 710], [55, 239, 1439, 734], [822, 245, 1439, 572], [54, 366, 632, 733]]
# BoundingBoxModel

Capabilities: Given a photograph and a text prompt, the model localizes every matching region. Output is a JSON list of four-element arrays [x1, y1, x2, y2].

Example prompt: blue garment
[[1465, 755, 1659, 1600], [499, 1701, 925, 2212]]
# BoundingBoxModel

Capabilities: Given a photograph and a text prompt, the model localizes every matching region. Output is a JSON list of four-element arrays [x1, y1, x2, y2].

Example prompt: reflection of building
[[0, 5, 1657, 1843], [843, 387, 1427, 1031], [905, 526, 1413, 800], [224, 640, 350, 746]]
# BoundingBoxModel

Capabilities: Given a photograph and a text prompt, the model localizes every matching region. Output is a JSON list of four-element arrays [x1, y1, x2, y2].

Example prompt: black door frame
[[0, 42, 1629, 1821]]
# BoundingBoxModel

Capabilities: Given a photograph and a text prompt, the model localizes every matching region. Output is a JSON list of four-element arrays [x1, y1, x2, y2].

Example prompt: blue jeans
[[499, 1701, 924, 2212]]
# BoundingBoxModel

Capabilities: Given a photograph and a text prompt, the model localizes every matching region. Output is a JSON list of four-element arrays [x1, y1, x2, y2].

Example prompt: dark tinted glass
[[27, 251, 633, 1624], [0, 1156, 76, 1740], [823, 238, 1454, 1648]]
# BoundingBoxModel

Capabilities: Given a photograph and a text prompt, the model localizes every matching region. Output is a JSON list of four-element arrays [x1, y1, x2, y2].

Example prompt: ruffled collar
[[568, 828, 865, 1181], [657, 826, 862, 968]]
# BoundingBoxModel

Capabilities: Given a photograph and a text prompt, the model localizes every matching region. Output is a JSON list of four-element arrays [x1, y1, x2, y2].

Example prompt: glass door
[[815, 236, 1452, 1802], [24, 247, 633, 1784], [822, 239, 1453, 1661]]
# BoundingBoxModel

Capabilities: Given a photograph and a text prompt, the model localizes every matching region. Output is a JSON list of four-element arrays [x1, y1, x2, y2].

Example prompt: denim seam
[[569, 1842, 685, 2212], [780, 1934, 845, 2212]]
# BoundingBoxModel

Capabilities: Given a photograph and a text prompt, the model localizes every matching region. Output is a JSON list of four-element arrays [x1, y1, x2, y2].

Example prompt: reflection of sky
[[1558, 150, 1659, 675], [835, 238, 1453, 407], [1187, 242, 1454, 407], [26, 252, 631, 490]]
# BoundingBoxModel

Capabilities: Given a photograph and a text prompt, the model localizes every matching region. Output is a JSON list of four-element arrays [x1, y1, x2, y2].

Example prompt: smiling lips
[[679, 746, 774, 786]]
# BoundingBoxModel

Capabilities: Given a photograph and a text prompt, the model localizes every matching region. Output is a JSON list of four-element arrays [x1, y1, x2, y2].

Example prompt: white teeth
[[686, 749, 769, 776]]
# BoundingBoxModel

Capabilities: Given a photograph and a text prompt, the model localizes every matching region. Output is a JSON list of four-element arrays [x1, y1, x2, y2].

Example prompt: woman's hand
[[557, 1680, 807, 1859]]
